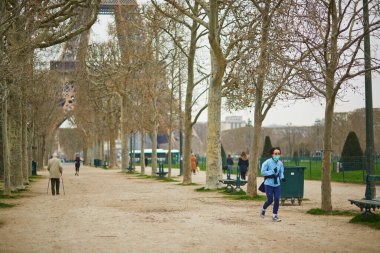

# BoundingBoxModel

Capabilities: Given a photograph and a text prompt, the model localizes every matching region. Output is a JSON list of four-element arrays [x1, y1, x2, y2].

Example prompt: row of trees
[[0, 0, 101, 194], [146, 0, 380, 211], [1, 1, 379, 213]]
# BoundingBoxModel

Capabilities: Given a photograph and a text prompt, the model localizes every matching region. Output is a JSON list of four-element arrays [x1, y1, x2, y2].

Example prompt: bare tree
[[150, 1, 209, 183], [159, 0, 245, 188], [1, 0, 100, 192], [224, 0, 310, 196], [294, 0, 380, 211]]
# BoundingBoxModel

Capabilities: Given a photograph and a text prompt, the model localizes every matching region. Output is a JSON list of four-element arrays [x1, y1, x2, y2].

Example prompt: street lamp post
[[363, 0, 375, 200]]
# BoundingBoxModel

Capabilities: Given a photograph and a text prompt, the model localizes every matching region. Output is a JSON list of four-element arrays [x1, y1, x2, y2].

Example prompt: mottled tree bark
[[2, 97, 11, 194], [205, 0, 226, 189], [8, 88, 24, 190], [120, 96, 130, 172], [140, 131, 145, 175]]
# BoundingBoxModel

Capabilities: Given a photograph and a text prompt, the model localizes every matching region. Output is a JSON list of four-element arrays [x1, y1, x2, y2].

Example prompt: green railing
[[152, 155, 380, 184]]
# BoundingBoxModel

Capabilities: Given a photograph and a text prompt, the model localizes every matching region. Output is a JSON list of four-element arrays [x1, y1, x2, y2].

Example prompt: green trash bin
[[94, 159, 102, 167], [281, 166, 306, 206]]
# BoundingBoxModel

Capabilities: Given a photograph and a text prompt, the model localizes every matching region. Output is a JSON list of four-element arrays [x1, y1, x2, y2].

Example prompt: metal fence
[[158, 155, 380, 183]]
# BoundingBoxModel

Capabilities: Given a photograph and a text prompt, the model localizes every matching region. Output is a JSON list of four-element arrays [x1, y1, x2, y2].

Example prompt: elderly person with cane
[[47, 153, 63, 196]]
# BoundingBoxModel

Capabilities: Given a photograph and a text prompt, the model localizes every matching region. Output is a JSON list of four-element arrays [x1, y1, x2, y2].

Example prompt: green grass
[[0, 202, 15, 208], [195, 187, 220, 192], [29, 175, 44, 182], [128, 173, 179, 182], [219, 188, 267, 201], [0, 194, 20, 199], [349, 213, 380, 230], [177, 182, 199, 186], [283, 160, 380, 184], [223, 192, 267, 201], [307, 208, 358, 216], [195, 187, 267, 201], [125, 170, 139, 174], [155, 177, 179, 182]]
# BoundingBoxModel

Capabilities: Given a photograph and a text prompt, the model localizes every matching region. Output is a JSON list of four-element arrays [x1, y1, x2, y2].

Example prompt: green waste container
[[281, 166, 306, 205], [94, 159, 102, 167], [31, 160, 37, 176]]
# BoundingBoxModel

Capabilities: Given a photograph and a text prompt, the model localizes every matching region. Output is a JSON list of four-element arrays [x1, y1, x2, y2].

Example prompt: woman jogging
[[260, 147, 285, 222]]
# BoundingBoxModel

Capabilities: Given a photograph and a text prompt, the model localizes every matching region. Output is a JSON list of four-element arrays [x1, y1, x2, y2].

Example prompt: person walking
[[74, 154, 81, 176], [238, 152, 249, 180], [191, 154, 197, 175], [226, 154, 234, 175], [47, 153, 63, 196], [260, 147, 285, 222]]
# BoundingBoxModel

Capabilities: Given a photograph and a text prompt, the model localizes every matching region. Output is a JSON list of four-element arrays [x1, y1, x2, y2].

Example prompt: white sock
[[273, 214, 277, 218]]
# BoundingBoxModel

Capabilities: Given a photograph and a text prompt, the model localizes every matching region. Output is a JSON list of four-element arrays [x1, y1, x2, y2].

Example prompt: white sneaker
[[272, 215, 282, 222]]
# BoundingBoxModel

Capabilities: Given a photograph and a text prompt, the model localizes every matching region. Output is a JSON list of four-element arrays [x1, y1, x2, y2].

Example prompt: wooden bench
[[348, 175, 380, 214]]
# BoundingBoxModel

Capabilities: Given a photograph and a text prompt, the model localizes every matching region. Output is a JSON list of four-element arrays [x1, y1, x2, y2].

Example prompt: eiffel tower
[[50, 0, 139, 112]]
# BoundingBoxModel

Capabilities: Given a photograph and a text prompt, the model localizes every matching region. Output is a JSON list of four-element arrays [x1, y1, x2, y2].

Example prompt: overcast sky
[[91, 5, 380, 127]]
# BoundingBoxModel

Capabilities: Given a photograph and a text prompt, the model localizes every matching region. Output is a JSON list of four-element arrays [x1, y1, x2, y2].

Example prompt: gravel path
[[0, 164, 379, 253]]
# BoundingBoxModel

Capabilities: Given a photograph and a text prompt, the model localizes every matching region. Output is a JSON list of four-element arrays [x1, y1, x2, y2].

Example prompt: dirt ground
[[0, 164, 379, 253]]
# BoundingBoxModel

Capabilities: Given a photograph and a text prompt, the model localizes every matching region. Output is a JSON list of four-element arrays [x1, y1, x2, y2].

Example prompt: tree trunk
[[182, 18, 198, 184], [120, 95, 129, 172], [321, 92, 335, 211], [205, 0, 226, 189], [246, 2, 271, 196], [82, 135, 88, 165], [22, 106, 29, 184], [205, 49, 224, 188], [86, 141, 92, 166], [168, 129, 172, 178], [247, 118, 262, 196], [37, 135, 44, 170], [183, 119, 193, 183], [151, 128, 158, 176], [8, 88, 24, 190], [2, 97, 11, 195], [100, 137, 104, 164], [109, 132, 117, 168], [140, 131, 145, 175]]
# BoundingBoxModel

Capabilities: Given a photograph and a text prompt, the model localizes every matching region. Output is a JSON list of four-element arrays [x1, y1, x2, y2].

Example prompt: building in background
[[221, 116, 246, 131]]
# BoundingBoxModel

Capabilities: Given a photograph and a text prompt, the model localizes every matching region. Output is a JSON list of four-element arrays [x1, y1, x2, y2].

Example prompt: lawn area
[[283, 158, 380, 183]]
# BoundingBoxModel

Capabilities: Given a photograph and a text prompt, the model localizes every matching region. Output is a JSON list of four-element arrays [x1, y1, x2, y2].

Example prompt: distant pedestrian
[[238, 152, 249, 180], [260, 147, 285, 222], [47, 153, 63, 196], [226, 154, 234, 174], [145, 156, 148, 167], [191, 154, 197, 175], [75, 154, 81, 176]]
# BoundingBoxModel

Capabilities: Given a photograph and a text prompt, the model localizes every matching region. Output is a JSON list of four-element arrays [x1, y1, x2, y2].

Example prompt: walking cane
[[46, 178, 50, 194], [61, 177, 65, 195]]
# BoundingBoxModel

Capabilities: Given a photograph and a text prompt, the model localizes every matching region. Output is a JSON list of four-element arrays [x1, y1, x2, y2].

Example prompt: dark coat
[[238, 158, 249, 172]]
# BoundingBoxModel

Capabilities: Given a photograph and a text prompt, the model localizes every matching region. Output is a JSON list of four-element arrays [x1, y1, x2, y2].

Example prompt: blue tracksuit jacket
[[261, 158, 284, 187]]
